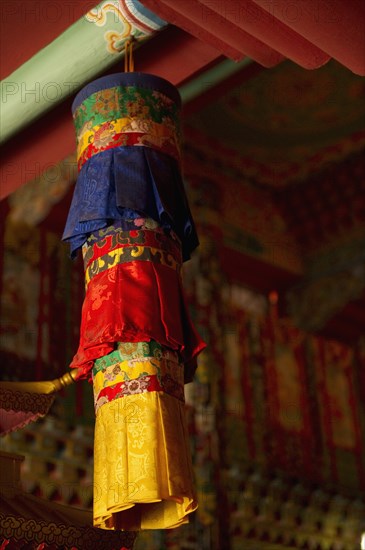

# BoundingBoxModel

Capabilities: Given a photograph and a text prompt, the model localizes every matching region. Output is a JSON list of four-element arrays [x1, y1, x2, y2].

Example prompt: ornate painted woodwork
[[0, 0, 167, 144]]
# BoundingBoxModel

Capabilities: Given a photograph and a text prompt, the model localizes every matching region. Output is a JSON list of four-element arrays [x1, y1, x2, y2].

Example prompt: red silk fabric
[[70, 226, 205, 380]]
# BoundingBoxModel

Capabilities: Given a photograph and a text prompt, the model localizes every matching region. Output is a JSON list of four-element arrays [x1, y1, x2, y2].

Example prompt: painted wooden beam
[[0, 0, 167, 144], [179, 57, 252, 104]]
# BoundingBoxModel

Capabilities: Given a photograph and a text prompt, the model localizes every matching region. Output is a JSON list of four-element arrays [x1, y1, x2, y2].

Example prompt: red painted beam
[[132, 25, 223, 86], [252, 0, 365, 75], [141, 0, 330, 69], [0, 100, 75, 200], [198, 0, 330, 69], [141, 0, 284, 67]]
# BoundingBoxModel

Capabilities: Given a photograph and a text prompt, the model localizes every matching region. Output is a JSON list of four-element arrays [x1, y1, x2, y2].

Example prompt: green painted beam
[[179, 57, 252, 104], [0, 0, 166, 144]]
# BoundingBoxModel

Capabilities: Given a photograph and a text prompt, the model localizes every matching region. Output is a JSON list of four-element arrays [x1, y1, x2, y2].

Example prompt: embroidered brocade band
[[72, 73, 181, 123], [92, 341, 184, 413], [76, 118, 180, 170], [84, 245, 181, 286], [82, 224, 182, 273]]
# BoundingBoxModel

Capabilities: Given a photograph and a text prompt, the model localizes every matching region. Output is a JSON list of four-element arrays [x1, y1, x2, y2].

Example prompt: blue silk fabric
[[62, 146, 199, 261]]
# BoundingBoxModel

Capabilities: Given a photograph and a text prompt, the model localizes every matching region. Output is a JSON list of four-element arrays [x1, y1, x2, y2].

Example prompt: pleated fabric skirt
[[74, 220, 204, 530]]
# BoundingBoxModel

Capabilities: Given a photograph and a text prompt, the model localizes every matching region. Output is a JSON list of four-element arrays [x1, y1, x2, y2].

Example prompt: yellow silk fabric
[[93, 391, 197, 530]]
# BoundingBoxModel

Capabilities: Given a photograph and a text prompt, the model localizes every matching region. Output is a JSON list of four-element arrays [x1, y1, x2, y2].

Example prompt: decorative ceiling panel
[[185, 60, 365, 187]]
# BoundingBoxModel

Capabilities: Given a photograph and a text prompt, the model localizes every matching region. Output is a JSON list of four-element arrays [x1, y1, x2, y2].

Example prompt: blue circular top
[[72, 72, 181, 113]]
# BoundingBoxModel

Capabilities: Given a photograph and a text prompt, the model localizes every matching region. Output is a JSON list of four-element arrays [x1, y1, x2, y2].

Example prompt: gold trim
[[0, 513, 137, 548], [51, 369, 79, 391], [0, 388, 53, 414], [0, 370, 79, 396]]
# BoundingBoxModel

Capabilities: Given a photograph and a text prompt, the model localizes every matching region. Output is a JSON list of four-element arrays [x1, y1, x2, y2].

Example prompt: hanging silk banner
[[63, 72, 206, 530]]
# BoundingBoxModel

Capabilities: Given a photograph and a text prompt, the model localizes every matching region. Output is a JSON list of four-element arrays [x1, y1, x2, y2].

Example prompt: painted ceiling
[[185, 59, 365, 187]]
